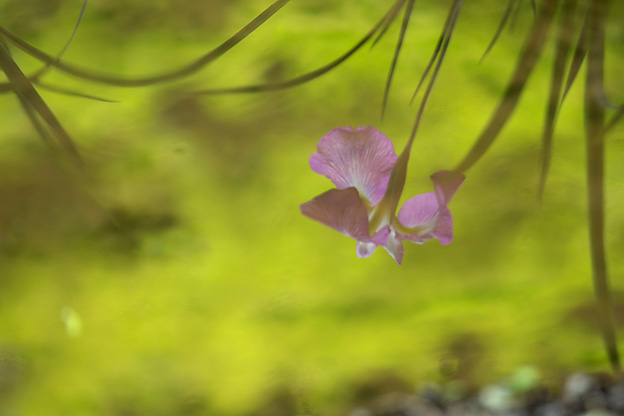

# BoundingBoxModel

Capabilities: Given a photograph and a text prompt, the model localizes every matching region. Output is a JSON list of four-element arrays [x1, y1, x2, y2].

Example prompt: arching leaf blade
[[584, 0, 620, 374], [371, 0, 407, 48], [561, 8, 588, 103], [538, 0, 578, 200], [0, 43, 83, 166], [480, 0, 518, 62], [381, 0, 415, 120], [191, 0, 406, 95], [0, 0, 290, 87], [453, 0, 560, 174]]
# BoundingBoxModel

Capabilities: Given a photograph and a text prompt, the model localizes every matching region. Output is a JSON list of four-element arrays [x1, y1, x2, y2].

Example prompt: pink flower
[[300, 126, 465, 265]]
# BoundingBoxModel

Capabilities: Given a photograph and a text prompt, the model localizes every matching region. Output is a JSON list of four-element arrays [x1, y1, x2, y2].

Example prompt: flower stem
[[585, 0, 620, 375]]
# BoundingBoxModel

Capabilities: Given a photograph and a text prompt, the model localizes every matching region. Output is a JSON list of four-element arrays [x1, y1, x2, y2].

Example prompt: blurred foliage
[[0, 1, 623, 415]]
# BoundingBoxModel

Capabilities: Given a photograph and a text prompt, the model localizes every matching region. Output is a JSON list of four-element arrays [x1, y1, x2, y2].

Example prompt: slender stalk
[[381, 0, 415, 120], [0, 42, 83, 167], [0, 0, 290, 87], [368, 0, 462, 233], [585, 0, 620, 374], [537, 0, 577, 201], [454, 0, 559, 173]]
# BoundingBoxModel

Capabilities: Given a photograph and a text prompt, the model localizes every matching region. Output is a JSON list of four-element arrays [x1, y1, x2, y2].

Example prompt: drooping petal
[[370, 227, 390, 246], [309, 126, 398, 205], [430, 206, 454, 245], [356, 226, 390, 258], [383, 231, 404, 265], [357, 241, 377, 258], [300, 187, 372, 242], [395, 190, 457, 246], [396, 192, 439, 230], [431, 170, 465, 205]]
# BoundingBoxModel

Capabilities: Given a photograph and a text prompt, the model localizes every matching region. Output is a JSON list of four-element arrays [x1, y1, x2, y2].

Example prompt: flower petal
[[383, 232, 404, 265], [370, 227, 390, 246], [300, 187, 372, 242], [431, 171, 465, 205], [396, 192, 439, 230], [396, 194, 455, 246], [310, 126, 398, 205], [357, 241, 377, 258], [356, 227, 390, 258], [430, 206, 454, 245]]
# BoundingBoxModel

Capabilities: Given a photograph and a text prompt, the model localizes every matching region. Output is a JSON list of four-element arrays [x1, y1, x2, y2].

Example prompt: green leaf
[[0, 43, 83, 167], [584, 0, 620, 373], [453, 0, 560, 174], [480, 0, 520, 62], [0, 0, 290, 87], [191, 0, 406, 95], [538, 0, 579, 200], [381, 0, 415, 120]]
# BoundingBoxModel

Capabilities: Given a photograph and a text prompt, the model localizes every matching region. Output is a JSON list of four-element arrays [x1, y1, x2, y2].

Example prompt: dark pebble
[[533, 402, 567, 416], [343, 372, 624, 416], [607, 382, 624, 413]]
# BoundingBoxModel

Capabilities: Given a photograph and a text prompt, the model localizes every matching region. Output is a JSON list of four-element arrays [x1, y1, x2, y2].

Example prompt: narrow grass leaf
[[0, 43, 83, 166], [410, 0, 463, 106], [381, 0, 415, 120], [480, 0, 519, 62], [192, 0, 406, 95], [407, 0, 462, 151], [509, 0, 524, 31], [0, 79, 116, 102], [0, 0, 290, 87], [454, 0, 560, 174], [17, 92, 55, 149], [605, 106, 623, 132], [384, 0, 463, 210], [561, 8, 588, 103], [36, 82, 117, 102], [538, 0, 578, 200], [584, 0, 620, 373], [33, 0, 89, 81], [371, 0, 407, 48]]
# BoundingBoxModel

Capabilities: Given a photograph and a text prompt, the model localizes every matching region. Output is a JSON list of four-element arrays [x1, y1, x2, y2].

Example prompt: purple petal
[[300, 187, 372, 242], [356, 227, 390, 258], [395, 172, 464, 246], [371, 227, 390, 245], [309, 126, 398, 205], [396, 192, 439, 230], [396, 194, 455, 245], [383, 232, 404, 265], [431, 171, 465, 205], [431, 207, 454, 245]]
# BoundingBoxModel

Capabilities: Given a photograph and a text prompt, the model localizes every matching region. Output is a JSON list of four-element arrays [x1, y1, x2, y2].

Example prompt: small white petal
[[356, 241, 377, 258], [383, 232, 404, 265]]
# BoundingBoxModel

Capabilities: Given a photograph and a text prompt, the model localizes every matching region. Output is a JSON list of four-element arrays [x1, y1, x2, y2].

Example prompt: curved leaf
[[191, 0, 406, 95], [605, 106, 623, 131], [33, 0, 89, 81], [0, 43, 82, 166], [561, 7, 588, 103], [453, 0, 560, 174], [538, 0, 578, 200], [381, 0, 415, 120], [584, 0, 620, 373], [480, 0, 519, 62], [371, 0, 407, 48], [0, 0, 290, 87], [410, 0, 461, 104]]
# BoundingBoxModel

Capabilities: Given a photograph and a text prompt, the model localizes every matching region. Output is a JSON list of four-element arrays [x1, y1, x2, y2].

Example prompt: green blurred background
[[1, 0, 623, 414]]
